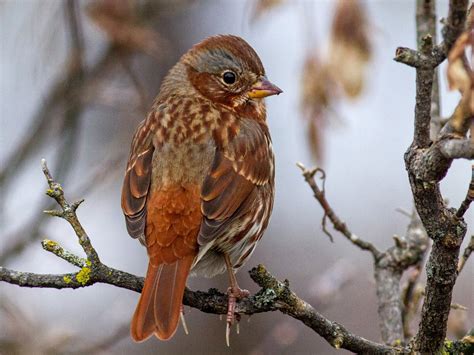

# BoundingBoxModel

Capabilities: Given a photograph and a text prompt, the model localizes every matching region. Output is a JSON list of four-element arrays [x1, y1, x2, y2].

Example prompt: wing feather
[[198, 119, 274, 246], [121, 119, 155, 241]]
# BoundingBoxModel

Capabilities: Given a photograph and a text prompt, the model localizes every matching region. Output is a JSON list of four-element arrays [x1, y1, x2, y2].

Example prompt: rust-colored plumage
[[121, 34, 281, 342]]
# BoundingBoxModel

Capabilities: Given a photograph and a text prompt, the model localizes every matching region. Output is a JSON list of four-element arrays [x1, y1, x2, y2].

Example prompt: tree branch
[[395, 0, 469, 69], [41, 159, 101, 265], [41, 239, 87, 268], [0, 160, 405, 354], [0, 264, 402, 354], [457, 165, 474, 218], [297, 160, 430, 345], [439, 138, 474, 160], [374, 211, 429, 345], [401, 264, 424, 339], [296, 162, 381, 258], [433, 0, 470, 65], [458, 234, 473, 272], [398, 0, 470, 352], [0, 154, 123, 265]]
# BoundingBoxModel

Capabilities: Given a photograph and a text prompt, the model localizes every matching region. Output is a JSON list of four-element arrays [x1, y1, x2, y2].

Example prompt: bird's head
[[182, 35, 282, 117]]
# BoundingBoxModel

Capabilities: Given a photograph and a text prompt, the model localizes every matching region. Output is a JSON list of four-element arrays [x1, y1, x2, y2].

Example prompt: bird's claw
[[180, 305, 189, 335], [225, 287, 249, 347]]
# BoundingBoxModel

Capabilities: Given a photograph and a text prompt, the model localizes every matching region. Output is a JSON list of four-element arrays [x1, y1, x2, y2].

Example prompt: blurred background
[[0, 0, 472, 354]]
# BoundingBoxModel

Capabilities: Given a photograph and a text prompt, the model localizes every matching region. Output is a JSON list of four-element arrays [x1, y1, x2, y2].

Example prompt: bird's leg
[[224, 253, 249, 346], [180, 304, 189, 335]]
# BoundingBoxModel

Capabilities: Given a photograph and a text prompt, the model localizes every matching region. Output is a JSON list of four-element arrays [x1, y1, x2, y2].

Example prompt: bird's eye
[[222, 71, 236, 85]]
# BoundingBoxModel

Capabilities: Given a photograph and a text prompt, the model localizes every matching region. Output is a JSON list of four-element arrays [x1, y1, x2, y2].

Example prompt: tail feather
[[131, 256, 194, 342]]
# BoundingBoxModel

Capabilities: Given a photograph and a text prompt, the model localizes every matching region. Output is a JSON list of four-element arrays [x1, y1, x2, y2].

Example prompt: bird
[[121, 34, 281, 345]]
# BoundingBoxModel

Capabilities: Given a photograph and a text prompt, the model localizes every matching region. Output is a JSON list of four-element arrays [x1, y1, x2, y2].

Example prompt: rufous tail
[[131, 255, 194, 342]]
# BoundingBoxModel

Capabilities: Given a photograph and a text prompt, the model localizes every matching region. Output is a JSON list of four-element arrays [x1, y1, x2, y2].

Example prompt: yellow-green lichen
[[76, 267, 91, 286], [43, 239, 58, 249], [391, 339, 402, 346], [63, 275, 72, 284], [331, 334, 343, 349], [441, 340, 453, 355]]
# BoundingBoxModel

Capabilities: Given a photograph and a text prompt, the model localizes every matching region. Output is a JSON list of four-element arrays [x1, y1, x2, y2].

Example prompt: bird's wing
[[121, 117, 155, 242], [198, 119, 274, 245]]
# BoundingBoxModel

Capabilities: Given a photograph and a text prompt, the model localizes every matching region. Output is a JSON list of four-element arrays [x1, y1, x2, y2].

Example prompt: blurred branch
[[296, 162, 381, 258], [457, 235, 473, 273], [118, 56, 149, 114], [0, 0, 172, 264], [401, 264, 424, 339], [0, 160, 404, 354], [52, 0, 86, 182], [0, 0, 93, 264], [374, 211, 429, 345], [0, 0, 89, 188], [1, 0, 173, 267]]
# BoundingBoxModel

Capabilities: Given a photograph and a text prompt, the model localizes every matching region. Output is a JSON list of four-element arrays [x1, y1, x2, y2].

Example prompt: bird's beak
[[248, 77, 283, 99]]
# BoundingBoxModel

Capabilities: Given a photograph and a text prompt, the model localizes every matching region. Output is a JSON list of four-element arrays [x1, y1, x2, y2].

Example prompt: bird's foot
[[225, 286, 250, 347]]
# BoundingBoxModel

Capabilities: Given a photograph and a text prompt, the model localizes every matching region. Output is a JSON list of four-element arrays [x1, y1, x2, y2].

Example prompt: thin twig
[[297, 162, 381, 259], [0, 154, 123, 264], [41, 239, 87, 268], [458, 235, 473, 273], [41, 159, 101, 265], [456, 165, 474, 218]]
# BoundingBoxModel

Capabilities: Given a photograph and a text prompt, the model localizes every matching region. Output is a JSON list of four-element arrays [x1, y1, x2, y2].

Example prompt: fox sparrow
[[121, 34, 281, 344]]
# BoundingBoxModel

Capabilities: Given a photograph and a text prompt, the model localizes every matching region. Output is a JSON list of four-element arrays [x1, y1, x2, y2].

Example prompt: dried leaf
[[446, 18, 474, 133], [300, 53, 335, 161], [251, 0, 284, 23], [447, 309, 469, 339], [447, 33, 472, 93], [86, 0, 164, 59], [307, 119, 323, 162], [301, 55, 332, 115], [461, 334, 474, 344], [327, 0, 371, 98]]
